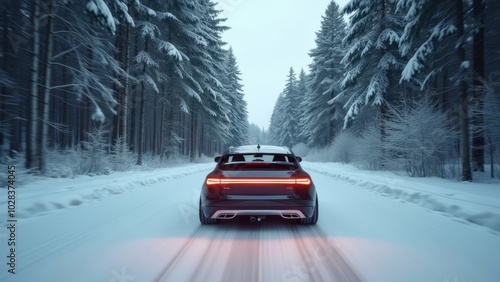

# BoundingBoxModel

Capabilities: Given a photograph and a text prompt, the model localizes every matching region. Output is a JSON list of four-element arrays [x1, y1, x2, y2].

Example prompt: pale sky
[[218, 0, 349, 130]]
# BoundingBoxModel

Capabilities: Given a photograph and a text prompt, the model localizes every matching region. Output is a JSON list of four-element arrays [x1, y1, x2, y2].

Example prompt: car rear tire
[[199, 198, 217, 224], [299, 196, 318, 225]]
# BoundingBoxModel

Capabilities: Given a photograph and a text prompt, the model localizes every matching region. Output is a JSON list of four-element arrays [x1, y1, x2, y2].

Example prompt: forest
[[0, 0, 248, 176], [1, 0, 499, 182], [268, 0, 500, 181]]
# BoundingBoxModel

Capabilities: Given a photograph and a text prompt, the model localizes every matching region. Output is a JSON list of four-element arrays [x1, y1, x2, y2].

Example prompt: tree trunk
[[112, 20, 130, 149], [38, 0, 55, 173], [2, 0, 20, 159], [129, 27, 139, 152], [180, 111, 186, 156], [380, 101, 387, 169], [160, 101, 165, 157], [137, 81, 145, 165], [456, 0, 472, 181], [129, 93, 136, 151], [488, 136, 494, 178], [122, 22, 130, 147], [79, 96, 90, 147], [112, 26, 122, 146], [472, 0, 485, 172], [189, 99, 197, 162], [62, 53, 71, 148], [137, 36, 148, 165], [27, 0, 41, 169]]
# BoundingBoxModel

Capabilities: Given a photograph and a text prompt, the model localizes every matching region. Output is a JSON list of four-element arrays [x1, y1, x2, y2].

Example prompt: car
[[199, 145, 318, 225]]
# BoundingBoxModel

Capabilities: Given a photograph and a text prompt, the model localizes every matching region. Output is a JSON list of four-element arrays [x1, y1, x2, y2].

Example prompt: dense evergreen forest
[[0, 0, 248, 174], [1, 0, 499, 182], [269, 0, 500, 181]]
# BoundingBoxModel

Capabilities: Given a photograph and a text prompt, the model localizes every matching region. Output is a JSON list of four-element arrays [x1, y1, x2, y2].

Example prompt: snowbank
[[0, 163, 214, 219], [302, 162, 500, 234]]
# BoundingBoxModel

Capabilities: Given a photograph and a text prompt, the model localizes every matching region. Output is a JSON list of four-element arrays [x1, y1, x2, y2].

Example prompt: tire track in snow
[[152, 219, 362, 282], [221, 222, 261, 281], [292, 226, 361, 282], [187, 226, 233, 281], [152, 225, 207, 281]]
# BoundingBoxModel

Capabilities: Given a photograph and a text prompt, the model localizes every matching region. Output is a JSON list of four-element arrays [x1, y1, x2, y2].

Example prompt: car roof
[[226, 145, 292, 155]]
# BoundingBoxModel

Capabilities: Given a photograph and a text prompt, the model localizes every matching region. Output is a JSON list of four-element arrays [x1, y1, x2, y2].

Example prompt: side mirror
[[214, 156, 221, 162], [296, 157, 302, 162]]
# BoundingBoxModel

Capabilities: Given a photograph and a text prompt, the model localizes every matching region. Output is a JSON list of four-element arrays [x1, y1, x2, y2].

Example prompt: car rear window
[[218, 154, 298, 170]]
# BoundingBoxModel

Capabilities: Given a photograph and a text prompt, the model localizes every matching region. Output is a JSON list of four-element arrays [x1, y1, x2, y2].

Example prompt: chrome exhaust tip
[[281, 212, 301, 219], [216, 213, 236, 219]]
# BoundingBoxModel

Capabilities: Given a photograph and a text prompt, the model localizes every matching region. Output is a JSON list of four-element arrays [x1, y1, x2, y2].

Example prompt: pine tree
[[247, 123, 268, 145], [300, 1, 347, 147], [223, 47, 248, 146], [195, 0, 234, 156], [0, 0, 251, 172], [471, 0, 486, 172], [398, 0, 473, 181], [334, 0, 405, 129], [269, 67, 301, 147], [268, 93, 287, 146], [131, 2, 182, 164], [159, 0, 231, 160], [295, 69, 309, 145], [86, 0, 135, 34], [284, 67, 300, 147]]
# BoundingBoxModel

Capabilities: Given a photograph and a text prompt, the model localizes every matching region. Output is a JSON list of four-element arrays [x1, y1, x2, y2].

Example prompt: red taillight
[[295, 178, 311, 185], [206, 177, 311, 185], [206, 178, 221, 185]]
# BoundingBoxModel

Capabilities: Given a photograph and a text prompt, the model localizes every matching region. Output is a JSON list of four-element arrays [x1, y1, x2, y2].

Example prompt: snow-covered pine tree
[[111, 2, 134, 151], [247, 123, 268, 145], [13, 0, 136, 172], [126, 0, 184, 159], [284, 67, 300, 147], [129, 0, 183, 164], [54, 1, 128, 143], [222, 47, 249, 146], [269, 67, 301, 147], [134, 18, 159, 165], [146, 0, 199, 158], [295, 69, 309, 145], [268, 93, 287, 146], [86, 0, 135, 34], [300, 1, 347, 148], [157, 0, 231, 160], [398, 0, 472, 181], [333, 0, 405, 131], [194, 0, 235, 157]]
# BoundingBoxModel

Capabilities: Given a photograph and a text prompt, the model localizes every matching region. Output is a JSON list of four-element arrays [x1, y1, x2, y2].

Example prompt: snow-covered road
[[1, 162, 499, 282]]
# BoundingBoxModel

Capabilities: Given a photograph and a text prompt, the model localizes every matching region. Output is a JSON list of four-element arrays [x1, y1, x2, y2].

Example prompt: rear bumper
[[201, 198, 316, 219], [211, 209, 307, 219]]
